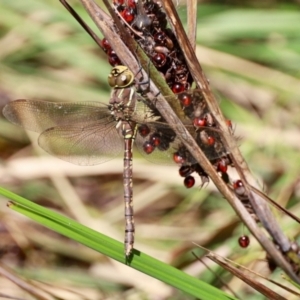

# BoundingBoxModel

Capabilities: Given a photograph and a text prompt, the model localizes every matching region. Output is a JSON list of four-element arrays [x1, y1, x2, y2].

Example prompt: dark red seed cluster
[[138, 124, 175, 156], [101, 38, 121, 66], [112, 0, 193, 93], [109, 0, 233, 189], [174, 146, 212, 188]]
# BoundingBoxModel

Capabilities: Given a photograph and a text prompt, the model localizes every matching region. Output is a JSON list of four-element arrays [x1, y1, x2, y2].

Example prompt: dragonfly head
[[108, 65, 134, 89]]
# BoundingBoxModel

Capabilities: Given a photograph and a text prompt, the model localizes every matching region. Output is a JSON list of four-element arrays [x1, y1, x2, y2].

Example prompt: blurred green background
[[0, 0, 300, 299]]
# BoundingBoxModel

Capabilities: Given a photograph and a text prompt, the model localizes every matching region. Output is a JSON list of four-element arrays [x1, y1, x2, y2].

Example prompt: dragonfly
[[3, 65, 229, 257]]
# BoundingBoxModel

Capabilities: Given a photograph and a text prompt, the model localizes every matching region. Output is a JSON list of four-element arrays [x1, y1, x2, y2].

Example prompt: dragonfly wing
[[135, 122, 231, 165], [38, 121, 123, 166], [3, 100, 110, 133], [135, 122, 181, 165]]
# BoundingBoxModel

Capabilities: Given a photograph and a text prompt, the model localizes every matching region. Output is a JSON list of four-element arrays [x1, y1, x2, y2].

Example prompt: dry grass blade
[[249, 185, 300, 224], [194, 243, 300, 298], [0, 263, 50, 300], [161, 0, 300, 283], [59, 0, 104, 50], [206, 253, 287, 300], [186, 0, 197, 50], [191, 252, 240, 299], [207, 249, 300, 299]]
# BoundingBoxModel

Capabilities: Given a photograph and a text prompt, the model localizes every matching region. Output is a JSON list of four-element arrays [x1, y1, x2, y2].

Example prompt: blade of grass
[[0, 186, 237, 300]]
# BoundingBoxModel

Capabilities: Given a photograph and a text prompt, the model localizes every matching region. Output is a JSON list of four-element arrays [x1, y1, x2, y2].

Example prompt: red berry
[[150, 133, 161, 146], [238, 235, 250, 248], [179, 166, 192, 177], [207, 136, 215, 145], [233, 179, 243, 190], [107, 50, 121, 66], [143, 141, 155, 154], [178, 93, 192, 107], [173, 152, 185, 164], [217, 159, 227, 173], [120, 7, 135, 23], [193, 117, 206, 127], [172, 82, 185, 94], [138, 124, 150, 137], [184, 176, 195, 188], [101, 38, 111, 52], [152, 52, 167, 68]]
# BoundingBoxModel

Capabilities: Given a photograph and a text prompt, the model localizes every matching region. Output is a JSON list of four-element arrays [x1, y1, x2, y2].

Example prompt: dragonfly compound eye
[[107, 65, 134, 88]]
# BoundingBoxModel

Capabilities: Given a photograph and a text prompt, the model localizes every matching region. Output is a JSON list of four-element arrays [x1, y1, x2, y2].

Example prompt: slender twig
[[191, 252, 240, 299], [187, 0, 197, 50], [59, 0, 104, 49]]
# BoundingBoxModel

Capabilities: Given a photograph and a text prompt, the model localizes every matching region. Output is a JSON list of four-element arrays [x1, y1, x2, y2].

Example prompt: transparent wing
[[3, 99, 111, 133], [38, 121, 123, 166], [135, 122, 180, 165], [133, 92, 231, 165], [135, 121, 230, 166]]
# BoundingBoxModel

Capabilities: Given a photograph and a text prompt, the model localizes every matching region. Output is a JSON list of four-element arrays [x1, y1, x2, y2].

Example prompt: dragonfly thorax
[[109, 78, 137, 124]]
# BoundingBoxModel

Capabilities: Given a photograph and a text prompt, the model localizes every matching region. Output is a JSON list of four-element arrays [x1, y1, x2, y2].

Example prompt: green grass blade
[[0, 186, 236, 300]]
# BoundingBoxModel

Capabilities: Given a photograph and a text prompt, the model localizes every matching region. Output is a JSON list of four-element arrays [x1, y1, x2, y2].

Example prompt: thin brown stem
[[187, 0, 197, 50]]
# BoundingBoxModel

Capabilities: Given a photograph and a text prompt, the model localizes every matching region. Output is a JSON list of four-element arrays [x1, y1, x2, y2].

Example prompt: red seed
[[152, 52, 167, 68], [101, 38, 111, 52], [238, 235, 250, 248], [207, 136, 215, 145], [107, 50, 121, 66], [179, 166, 192, 177], [178, 93, 192, 107], [150, 133, 161, 146], [184, 176, 195, 188], [193, 117, 206, 127], [173, 152, 185, 164], [120, 7, 135, 23], [172, 82, 185, 94], [143, 141, 155, 154], [217, 159, 227, 173], [233, 179, 246, 196], [138, 124, 150, 137], [233, 179, 243, 190]]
